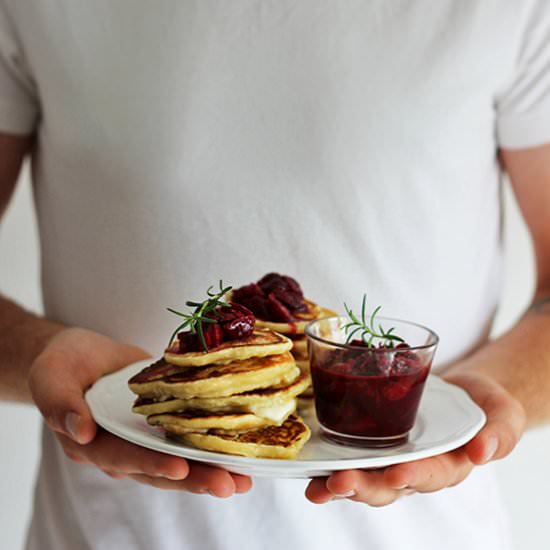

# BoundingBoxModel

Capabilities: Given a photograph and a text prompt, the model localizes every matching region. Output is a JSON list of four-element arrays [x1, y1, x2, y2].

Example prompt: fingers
[[128, 465, 252, 497], [306, 470, 402, 507], [58, 431, 190, 479], [307, 449, 474, 506], [58, 431, 252, 496], [58, 431, 253, 496], [232, 473, 254, 494], [443, 372, 527, 465], [383, 448, 473, 492]]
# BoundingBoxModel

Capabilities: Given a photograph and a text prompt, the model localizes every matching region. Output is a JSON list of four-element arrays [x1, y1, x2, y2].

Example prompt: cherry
[[267, 292, 293, 321], [258, 272, 287, 293], [231, 283, 263, 301], [350, 354, 378, 375], [331, 362, 354, 376], [382, 380, 414, 401], [348, 339, 367, 347], [177, 331, 198, 353], [202, 323, 224, 349], [232, 273, 307, 322], [282, 275, 303, 296], [272, 287, 305, 310], [216, 303, 255, 340], [176, 303, 253, 352]]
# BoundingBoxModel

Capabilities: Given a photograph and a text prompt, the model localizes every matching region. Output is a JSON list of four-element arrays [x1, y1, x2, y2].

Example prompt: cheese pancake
[[132, 371, 310, 417], [129, 353, 299, 399], [169, 414, 311, 459], [147, 402, 295, 434], [164, 328, 291, 367]]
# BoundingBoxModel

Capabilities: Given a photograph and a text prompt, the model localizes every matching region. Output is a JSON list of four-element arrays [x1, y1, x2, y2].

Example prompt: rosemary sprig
[[167, 280, 232, 351], [343, 294, 404, 348]]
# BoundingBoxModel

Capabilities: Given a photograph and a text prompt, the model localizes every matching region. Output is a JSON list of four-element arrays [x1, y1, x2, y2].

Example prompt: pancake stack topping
[[129, 281, 311, 459], [231, 273, 336, 405]]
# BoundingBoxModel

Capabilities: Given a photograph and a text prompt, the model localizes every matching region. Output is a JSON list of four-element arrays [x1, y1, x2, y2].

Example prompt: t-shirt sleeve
[[496, 2, 550, 149], [0, 0, 38, 134]]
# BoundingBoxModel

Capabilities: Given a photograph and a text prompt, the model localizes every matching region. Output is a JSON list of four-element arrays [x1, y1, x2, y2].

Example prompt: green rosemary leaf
[[167, 320, 191, 347], [345, 326, 363, 343], [167, 280, 233, 352], [343, 295, 404, 348], [196, 320, 207, 352], [166, 307, 191, 318], [185, 301, 203, 307], [385, 334, 405, 342], [347, 308, 362, 327], [369, 305, 381, 332], [203, 302, 220, 313], [197, 316, 217, 324]]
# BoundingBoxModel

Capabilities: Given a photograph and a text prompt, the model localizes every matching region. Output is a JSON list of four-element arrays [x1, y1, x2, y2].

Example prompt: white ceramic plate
[[86, 361, 486, 478]]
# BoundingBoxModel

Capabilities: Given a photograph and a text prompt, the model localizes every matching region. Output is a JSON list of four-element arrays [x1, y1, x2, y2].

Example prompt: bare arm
[[0, 132, 251, 495], [444, 144, 550, 427], [0, 133, 63, 402]]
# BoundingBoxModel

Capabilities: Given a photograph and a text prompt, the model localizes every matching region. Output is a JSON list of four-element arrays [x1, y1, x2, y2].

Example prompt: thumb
[[29, 330, 151, 445], [30, 357, 98, 445], [444, 372, 526, 465]]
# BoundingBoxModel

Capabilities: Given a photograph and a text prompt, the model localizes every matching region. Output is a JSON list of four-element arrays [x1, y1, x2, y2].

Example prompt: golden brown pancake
[[168, 414, 311, 459], [164, 328, 292, 367], [132, 371, 311, 417], [129, 353, 299, 399]]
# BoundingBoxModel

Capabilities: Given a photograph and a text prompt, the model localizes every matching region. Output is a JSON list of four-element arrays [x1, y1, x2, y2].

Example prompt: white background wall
[[0, 167, 549, 549]]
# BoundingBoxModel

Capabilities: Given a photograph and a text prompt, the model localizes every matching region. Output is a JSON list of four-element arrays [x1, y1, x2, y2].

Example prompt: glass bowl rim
[[304, 315, 439, 352]]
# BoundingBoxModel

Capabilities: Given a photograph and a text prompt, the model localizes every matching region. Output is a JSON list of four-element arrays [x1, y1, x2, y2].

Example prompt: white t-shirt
[[1, 1, 550, 549]]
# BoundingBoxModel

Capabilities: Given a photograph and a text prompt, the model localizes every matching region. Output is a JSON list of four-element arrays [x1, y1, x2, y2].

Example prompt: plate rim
[[86, 361, 486, 477]]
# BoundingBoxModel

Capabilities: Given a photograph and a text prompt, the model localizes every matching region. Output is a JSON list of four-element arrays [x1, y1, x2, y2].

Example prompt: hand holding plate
[[304, 371, 525, 505], [28, 327, 251, 496]]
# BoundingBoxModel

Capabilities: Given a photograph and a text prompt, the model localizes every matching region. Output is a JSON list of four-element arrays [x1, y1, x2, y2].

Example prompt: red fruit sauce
[[309, 343, 430, 444]]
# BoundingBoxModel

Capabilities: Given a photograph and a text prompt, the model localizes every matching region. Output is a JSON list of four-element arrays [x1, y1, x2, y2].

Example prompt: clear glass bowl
[[305, 316, 439, 448]]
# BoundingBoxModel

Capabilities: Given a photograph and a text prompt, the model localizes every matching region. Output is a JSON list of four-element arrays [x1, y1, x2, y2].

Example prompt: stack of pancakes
[[129, 328, 311, 459]]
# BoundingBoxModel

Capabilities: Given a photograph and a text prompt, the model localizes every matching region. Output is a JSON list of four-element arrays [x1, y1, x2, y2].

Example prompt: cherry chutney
[[309, 343, 432, 447]]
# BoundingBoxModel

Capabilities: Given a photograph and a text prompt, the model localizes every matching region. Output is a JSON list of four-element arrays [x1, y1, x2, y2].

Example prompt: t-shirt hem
[[497, 109, 550, 149]]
